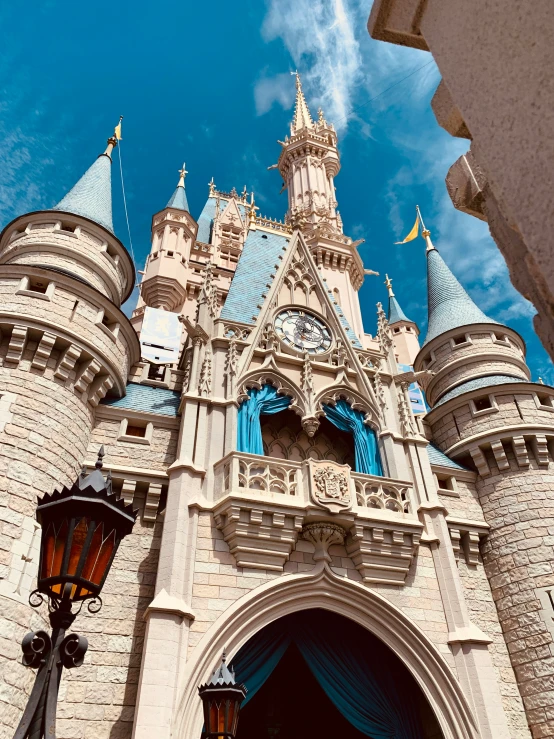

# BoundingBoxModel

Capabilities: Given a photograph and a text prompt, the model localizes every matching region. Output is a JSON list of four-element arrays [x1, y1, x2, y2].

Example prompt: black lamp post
[[198, 652, 247, 739], [13, 447, 136, 739]]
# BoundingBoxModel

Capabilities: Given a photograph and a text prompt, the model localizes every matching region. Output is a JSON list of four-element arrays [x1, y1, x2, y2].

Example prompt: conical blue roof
[[424, 247, 499, 345], [388, 294, 412, 325], [166, 183, 189, 212], [53, 153, 114, 233]]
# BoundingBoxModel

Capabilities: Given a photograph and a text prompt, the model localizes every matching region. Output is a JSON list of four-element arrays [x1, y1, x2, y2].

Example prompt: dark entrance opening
[[235, 609, 443, 739]]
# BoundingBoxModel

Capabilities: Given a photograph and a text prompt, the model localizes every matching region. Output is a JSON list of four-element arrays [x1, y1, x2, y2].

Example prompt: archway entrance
[[234, 609, 443, 739]]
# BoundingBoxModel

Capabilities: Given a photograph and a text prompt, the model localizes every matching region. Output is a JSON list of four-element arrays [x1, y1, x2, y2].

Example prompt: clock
[[274, 309, 332, 354]]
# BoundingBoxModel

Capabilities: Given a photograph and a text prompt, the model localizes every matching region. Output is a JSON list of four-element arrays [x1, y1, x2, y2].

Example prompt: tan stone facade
[[1, 100, 553, 739]]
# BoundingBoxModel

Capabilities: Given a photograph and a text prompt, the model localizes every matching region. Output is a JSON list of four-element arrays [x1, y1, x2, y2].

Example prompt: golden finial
[[417, 205, 435, 252], [539, 377, 544, 384], [318, 107, 324, 123], [385, 274, 394, 297], [103, 116, 122, 158], [291, 69, 300, 88], [178, 162, 188, 188], [208, 177, 216, 196], [241, 185, 248, 202]]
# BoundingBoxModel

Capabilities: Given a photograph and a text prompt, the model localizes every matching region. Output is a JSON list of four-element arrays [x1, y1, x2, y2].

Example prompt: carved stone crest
[[308, 460, 351, 513]]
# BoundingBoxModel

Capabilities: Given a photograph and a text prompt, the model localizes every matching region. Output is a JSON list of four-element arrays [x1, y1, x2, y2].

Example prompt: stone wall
[[478, 448, 554, 738]]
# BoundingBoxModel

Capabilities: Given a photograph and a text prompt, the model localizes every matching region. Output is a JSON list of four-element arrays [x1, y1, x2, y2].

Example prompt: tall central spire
[[290, 72, 314, 134]]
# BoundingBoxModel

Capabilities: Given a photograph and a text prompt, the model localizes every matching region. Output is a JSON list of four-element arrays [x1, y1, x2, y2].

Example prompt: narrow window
[[28, 277, 48, 294], [125, 424, 146, 438], [474, 396, 492, 412], [452, 335, 466, 346]]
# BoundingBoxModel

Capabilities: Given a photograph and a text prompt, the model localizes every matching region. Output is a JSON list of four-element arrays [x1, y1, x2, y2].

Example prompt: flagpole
[[416, 205, 435, 252]]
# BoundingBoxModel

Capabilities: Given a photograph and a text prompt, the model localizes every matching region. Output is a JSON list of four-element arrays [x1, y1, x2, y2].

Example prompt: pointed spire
[[385, 274, 413, 325], [424, 242, 500, 345], [166, 163, 189, 211], [53, 127, 118, 233], [290, 71, 314, 134]]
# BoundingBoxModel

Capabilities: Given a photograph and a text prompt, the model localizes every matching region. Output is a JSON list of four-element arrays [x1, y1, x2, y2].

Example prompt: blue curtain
[[237, 385, 291, 455], [323, 399, 383, 475], [232, 610, 422, 737]]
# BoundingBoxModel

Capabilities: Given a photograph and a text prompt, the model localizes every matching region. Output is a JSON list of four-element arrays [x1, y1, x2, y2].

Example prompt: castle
[[1, 74, 553, 739]]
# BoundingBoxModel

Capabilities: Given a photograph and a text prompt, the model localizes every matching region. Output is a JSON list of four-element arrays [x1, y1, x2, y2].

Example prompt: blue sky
[[1, 0, 552, 382]]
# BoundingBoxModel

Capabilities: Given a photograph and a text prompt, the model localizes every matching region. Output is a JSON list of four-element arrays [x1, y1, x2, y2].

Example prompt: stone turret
[[385, 274, 420, 365], [135, 164, 198, 318], [415, 230, 554, 737], [0, 130, 139, 732]]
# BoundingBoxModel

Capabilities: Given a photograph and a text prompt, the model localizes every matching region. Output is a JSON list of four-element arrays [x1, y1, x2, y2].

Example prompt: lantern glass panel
[[41, 520, 69, 592], [86, 525, 116, 586], [67, 518, 89, 576]]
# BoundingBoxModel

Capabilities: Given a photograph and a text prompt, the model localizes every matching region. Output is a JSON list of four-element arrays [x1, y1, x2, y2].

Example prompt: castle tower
[[414, 229, 554, 737], [133, 164, 199, 322], [386, 274, 420, 365], [0, 131, 139, 734], [276, 74, 366, 340]]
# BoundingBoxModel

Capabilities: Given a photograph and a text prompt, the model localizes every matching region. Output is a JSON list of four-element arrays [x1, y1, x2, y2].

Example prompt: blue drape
[[232, 610, 421, 738], [323, 399, 383, 475], [237, 385, 291, 455]]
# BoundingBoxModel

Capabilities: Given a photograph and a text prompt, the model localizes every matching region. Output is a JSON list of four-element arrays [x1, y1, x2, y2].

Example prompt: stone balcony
[[213, 452, 423, 585]]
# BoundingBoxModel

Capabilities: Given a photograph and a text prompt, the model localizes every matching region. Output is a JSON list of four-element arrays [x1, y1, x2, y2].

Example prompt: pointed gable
[[53, 152, 114, 233], [424, 246, 500, 345]]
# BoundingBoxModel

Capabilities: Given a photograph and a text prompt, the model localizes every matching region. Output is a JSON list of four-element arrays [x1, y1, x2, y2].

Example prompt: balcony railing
[[351, 474, 413, 515], [215, 452, 302, 499], [214, 452, 415, 516]]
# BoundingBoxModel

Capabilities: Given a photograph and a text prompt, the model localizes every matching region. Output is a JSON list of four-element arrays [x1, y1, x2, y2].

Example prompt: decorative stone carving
[[376, 302, 393, 353], [397, 384, 416, 437], [373, 363, 387, 417], [198, 344, 212, 397], [258, 322, 280, 352], [301, 416, 320, 437], [346, 519, 422, 585], [302, 522, 346, 563], [308, 459, 351, 513], [214, 499, 304, 571]]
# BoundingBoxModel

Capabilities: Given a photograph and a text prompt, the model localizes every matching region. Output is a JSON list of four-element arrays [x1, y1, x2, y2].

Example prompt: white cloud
[[254, 72, 295, 116], [259, 0, 363, 131]]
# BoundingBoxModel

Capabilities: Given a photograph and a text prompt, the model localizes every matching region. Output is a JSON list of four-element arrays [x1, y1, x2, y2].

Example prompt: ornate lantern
[[35, 447, 136, 608], [198, 653, 247, 739], [13, 447, 136, 739]]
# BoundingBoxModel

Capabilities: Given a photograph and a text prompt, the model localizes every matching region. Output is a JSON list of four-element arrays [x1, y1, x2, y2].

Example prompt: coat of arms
[[308, 460, 352, 514]]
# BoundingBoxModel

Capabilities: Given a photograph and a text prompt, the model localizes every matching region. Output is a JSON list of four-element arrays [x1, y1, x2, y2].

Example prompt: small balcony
[[213, 452, 423, 584]]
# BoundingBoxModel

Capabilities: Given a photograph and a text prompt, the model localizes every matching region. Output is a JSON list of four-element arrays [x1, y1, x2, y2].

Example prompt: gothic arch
[[315, 384, 381, 431], [236, 369, 306, 418], [175, 567, 478, 739]]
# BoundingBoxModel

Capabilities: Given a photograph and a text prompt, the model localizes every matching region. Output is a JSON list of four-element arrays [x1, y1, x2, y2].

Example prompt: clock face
[[274, 309, 332, 354]]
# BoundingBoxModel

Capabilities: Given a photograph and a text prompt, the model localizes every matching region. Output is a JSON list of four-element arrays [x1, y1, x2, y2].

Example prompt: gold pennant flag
[[114, 117, 123, 140], [395, 214, 419, 244]]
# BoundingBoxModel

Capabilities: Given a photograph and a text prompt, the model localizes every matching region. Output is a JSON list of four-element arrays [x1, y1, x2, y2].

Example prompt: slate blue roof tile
[[434, 374, 527, 407], [220, 229, 289, 324], [424, 248, 500, 345], [167, 183, 189, 212], [388, 295, 412, 325], [427, 443, 468, 471], [101, 383, 180, 417], [53, 153, 114, 233]]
